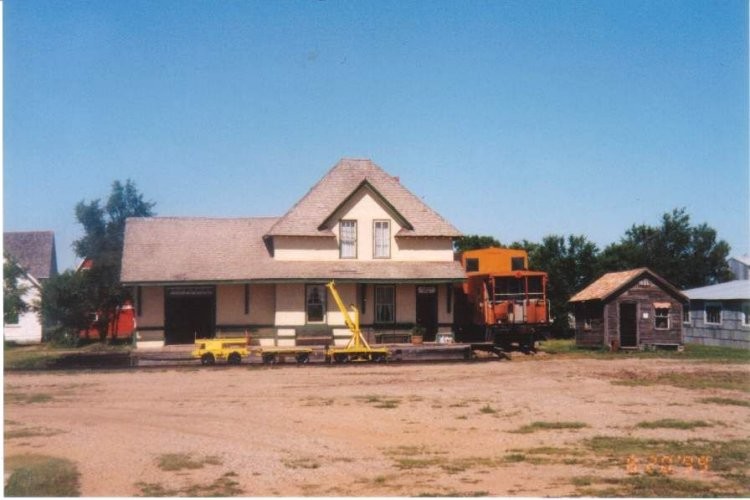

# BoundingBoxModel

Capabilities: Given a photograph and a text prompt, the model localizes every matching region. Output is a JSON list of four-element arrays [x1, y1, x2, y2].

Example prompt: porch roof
[[121, 216, 464, 285]]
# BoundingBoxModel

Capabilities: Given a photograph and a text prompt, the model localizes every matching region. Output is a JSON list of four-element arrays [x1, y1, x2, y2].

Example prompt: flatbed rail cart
[[255, 346, 313, 365], [324, 281, 389, 363]]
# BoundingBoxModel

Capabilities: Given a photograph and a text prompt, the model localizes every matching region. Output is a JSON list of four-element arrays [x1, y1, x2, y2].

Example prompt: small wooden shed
[[569, 268, 687, 350]]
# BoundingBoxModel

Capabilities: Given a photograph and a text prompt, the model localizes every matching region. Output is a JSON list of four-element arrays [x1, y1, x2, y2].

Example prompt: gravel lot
[[4, 356, 749, 496]]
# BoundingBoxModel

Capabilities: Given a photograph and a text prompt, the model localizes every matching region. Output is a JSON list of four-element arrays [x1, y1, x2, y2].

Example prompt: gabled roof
[[683, 280, 750, 301], [121, 217, 464, 284], [729, 255, 750, 266], [264, 158, 462, 239], [569, 268, 687, 303], [4, 231, 58, 280]]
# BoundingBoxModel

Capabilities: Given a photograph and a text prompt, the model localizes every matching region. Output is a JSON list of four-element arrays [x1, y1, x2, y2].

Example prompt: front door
[[416, 286, 438, 341], [165, 286, 216, 344], [619, 302, 637, 348]]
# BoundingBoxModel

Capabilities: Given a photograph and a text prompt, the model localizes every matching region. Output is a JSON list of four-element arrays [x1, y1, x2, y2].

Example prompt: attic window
[[340, 220, 357, 259], [373, 220, 390, 259]]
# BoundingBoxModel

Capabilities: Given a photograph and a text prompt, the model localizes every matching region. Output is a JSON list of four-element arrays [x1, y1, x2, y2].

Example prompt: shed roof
[[683, 280, 750, 301], [265, 158, 462, 238], [121, 217, 464, 284], [569, 268, 687, 303], [3, 231, 58, 280]]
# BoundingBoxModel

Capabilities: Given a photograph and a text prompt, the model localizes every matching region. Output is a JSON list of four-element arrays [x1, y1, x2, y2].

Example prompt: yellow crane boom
[[325, 280, 388, 362]]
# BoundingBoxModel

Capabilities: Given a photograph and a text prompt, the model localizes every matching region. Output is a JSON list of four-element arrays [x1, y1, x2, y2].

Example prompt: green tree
[[599, 208, 732, 289], [4, 254, 30, 324], [454, 234, 502, 253], [527, 234, 600, 335], [39, 270, 94, 343], [42, 180, 155, 342]]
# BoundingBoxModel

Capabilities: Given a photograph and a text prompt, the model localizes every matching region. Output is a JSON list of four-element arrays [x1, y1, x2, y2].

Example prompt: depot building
[[121, 159, 465, 348]]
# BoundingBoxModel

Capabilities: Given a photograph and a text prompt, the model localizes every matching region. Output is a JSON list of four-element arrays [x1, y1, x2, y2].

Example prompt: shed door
[[619, 303, 637, 347]]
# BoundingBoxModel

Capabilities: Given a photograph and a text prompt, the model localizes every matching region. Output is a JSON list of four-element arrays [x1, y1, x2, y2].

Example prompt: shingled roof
[[121, 217, 464, 284], [265, 158, 462, 238], [569, 268, 686, 303], [4, 231, 58, 280]]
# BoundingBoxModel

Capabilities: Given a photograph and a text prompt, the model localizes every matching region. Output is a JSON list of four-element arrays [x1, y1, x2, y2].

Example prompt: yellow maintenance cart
[[192, 338, 249, 365], [325, 281, 389, 363]]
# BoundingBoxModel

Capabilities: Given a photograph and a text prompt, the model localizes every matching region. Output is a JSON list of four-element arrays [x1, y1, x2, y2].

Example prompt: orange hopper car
[[454, 248, 550, 352]]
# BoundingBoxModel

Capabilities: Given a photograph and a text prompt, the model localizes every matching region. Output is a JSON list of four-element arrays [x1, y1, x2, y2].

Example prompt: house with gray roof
[[121, 158, 464, 347], [4, 231, 58, 344], [683, 280, 750, 349], [728, 255, 750, 280]]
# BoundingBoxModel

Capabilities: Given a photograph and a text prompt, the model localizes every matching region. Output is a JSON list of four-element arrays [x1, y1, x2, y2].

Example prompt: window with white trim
[[306, 284, 326, 323], [654, 307, 670, 329], [340, 220, 357, 259], [705, 302, 722, 325], [374, 285, 395, 323], [683, 306, 690, 324], [742, 302, 750, 327], [373, 220, 390, 258]]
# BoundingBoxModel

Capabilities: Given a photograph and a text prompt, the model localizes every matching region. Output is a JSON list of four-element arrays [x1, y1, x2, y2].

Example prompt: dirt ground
[[4, 355, 749, 497]]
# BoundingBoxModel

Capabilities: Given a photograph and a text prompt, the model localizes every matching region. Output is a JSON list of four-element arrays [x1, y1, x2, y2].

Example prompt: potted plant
[[411, 325, 425, 345]]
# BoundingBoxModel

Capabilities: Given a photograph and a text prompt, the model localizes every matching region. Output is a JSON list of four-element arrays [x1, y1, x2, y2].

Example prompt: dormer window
[[340, 220, 357, 259], [374, 220, 390, 259]]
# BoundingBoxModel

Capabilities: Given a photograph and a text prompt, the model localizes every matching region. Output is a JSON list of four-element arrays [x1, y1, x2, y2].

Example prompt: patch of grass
[[5, 426, 65, 439], [136, 473, 243, 497], [183, 472, 243, 496], [699, 396, 750, 407], [384, 445, 501, 474], [611, 369, 750, 392], [156, 453, 221, 471], [539, 339, 750, 363], [3, 345, 69, 370], [583, 436, 749, 483], [5, 453, 80, 497], [5, 392, 54, 404], [636, 419, 712, 430], [503, 446, 587, 466], [357, 394, 402, 409], [574, 474, 740, 497], [511, 421, 588, 434], [302, 397, 335, 407], [135, 482, 178, 497], [680, 343, 750, 364], [282, 457, 321, 469], [479, 404, 497, 414]]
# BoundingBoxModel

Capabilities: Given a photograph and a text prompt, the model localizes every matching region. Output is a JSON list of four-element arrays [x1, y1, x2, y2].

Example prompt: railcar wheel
[[227, 352, 242, 365], [262, 354, 276, 365], [296, 353, 310, 364], [201, 353, 215, 366], [334, 353, 348, 364]]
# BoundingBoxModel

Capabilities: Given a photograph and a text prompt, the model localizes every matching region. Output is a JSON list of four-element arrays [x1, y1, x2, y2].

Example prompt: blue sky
[[4, 0, 748, 271]]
